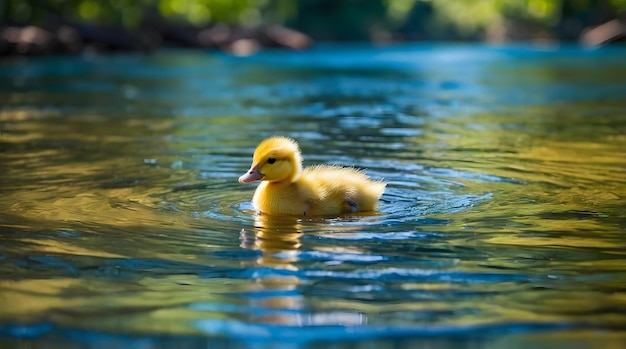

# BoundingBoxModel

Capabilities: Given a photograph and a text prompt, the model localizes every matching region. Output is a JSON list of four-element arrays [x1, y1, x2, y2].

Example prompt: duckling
[[239, 136, 386, 216]]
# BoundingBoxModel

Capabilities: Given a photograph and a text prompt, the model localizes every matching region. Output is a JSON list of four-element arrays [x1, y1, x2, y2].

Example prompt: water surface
[[1, 44, 625, 347]]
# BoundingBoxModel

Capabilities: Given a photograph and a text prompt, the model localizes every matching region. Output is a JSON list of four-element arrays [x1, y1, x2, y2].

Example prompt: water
[[1, 44, 625, 348]]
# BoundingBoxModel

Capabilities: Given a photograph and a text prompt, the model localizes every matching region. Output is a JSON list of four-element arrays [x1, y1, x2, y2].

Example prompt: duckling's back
[[301, 165, 386, 215]]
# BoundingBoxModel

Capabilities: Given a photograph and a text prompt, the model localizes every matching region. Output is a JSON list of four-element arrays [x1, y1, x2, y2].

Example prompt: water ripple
[[1, 46, 625, 346]]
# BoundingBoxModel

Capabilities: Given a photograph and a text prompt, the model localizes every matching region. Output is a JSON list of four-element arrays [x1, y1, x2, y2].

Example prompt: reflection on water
[[1, 45, 626, 347]]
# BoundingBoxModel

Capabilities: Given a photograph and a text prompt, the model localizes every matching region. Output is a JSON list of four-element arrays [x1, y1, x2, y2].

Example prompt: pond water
[[1, 44, 625, 348]]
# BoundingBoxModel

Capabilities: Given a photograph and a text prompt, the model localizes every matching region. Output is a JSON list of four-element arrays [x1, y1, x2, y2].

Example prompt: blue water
[[1, 44, 626, 348]]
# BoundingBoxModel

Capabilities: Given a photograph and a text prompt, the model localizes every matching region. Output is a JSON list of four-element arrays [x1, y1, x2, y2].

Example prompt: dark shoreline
[[1, 22, 313, 57], [2, 17, 625, 57]]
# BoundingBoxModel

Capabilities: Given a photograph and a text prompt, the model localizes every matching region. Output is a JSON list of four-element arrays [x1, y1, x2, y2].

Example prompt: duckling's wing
[[302, 165, 385, 212]]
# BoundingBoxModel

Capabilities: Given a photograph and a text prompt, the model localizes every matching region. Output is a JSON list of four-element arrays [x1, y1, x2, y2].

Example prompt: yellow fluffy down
[[240, 136, 386, 216]]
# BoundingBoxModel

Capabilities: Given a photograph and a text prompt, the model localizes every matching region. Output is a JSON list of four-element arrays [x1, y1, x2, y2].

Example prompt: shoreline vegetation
[[1, 1, 625, 56], [1, 22, 313, 56]]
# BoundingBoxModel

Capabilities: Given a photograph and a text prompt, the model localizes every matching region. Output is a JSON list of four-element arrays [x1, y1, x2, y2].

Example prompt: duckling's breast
[[253, 182, 309, 216]]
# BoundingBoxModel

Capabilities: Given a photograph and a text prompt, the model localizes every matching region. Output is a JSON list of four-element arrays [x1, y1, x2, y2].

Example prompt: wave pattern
[[1, 45, 626, 346]]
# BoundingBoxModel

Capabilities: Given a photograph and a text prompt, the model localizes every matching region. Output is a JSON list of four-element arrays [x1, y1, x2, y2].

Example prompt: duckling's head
[[239, 136, 303, 184]]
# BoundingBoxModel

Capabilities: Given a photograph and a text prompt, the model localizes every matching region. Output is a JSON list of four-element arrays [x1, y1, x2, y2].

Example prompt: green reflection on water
[[0, 46, 625, 344]]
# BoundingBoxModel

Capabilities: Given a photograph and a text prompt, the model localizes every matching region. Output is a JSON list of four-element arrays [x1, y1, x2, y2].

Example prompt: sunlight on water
[[1, 45, 625, 347]]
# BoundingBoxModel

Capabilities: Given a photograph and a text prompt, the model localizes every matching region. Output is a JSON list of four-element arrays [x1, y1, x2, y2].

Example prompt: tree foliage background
[[2, 0, 626, 42]]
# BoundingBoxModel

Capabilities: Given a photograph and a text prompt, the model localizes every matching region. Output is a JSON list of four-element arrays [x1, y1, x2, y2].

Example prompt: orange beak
[[238, 164, 264, 183]]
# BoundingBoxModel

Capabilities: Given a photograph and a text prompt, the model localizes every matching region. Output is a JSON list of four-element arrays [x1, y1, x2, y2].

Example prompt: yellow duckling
[[239, 136, 386, 216]]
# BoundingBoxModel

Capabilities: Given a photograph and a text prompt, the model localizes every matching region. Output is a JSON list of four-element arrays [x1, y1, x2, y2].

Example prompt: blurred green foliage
[[429, 0, 625, 32], [2, 0, 625, 39]]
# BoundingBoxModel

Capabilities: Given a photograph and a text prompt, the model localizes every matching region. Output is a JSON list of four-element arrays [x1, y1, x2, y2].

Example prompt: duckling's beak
[[238, 164, 264, 183]]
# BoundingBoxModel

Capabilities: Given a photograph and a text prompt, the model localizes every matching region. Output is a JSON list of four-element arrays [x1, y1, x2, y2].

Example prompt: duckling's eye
[[267, 157, 277, 164]]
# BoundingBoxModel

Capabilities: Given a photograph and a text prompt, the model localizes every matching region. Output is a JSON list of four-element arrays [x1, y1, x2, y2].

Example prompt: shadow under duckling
[[239, 136, 386, 216]]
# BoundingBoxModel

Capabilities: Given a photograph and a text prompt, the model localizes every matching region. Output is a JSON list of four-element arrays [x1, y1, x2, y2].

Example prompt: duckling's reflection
[[241, 213, 303, 270], [239, 213, 304, 325]]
